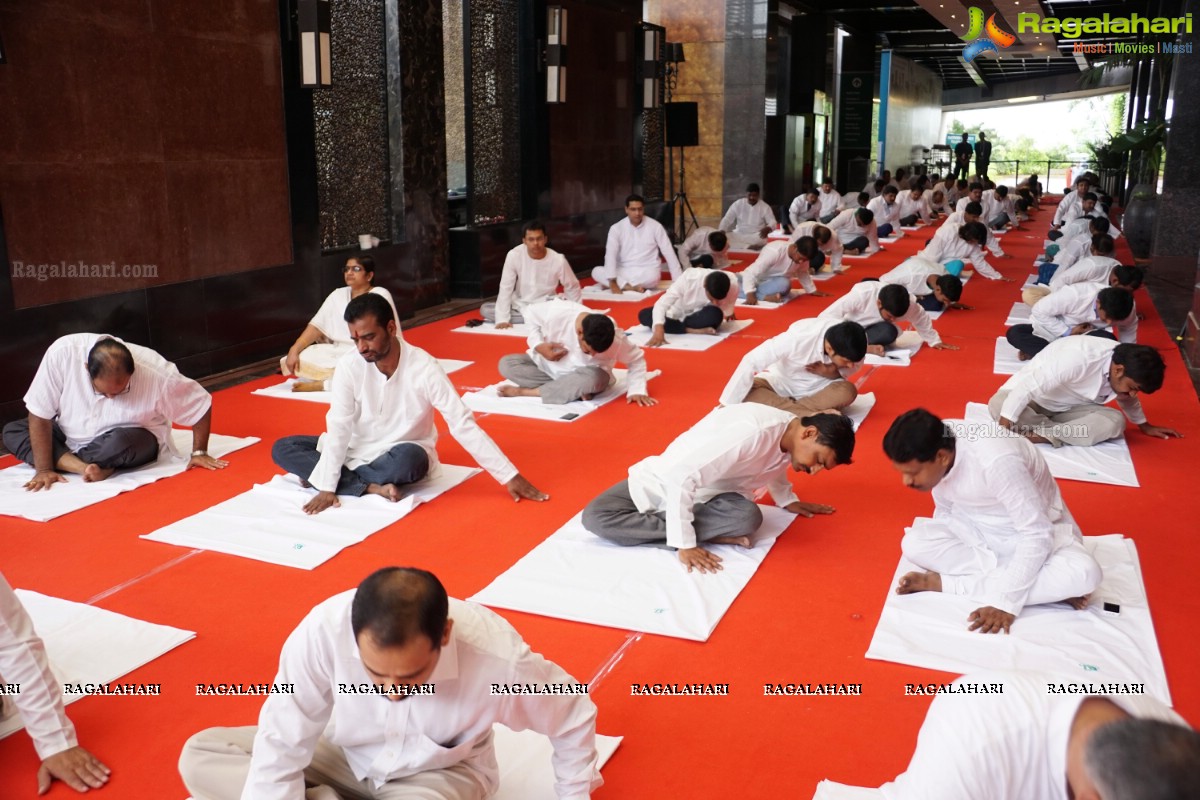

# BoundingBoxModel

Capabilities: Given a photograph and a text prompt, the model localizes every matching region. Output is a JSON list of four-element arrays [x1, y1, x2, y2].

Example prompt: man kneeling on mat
[[882, 408, 1101, 634], [272, 293, 547, 514], [582, 404, 854, 574], [179, 567, 602, 800]]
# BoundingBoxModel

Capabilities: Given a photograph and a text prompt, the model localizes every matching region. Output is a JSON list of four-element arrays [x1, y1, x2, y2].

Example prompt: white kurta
[[1030, 281, 1136, 343], [1048, 255, 1121, 291], [22, 333, 211, 455], [1052, 190, 1089, 227], [493, 245, 581, 325], [311, 343, 518, 492], [826, 208, 880, 253], [818, 281, 942, 346], [787, 195, 819, 227], [938, 210, 1006, 257], [740, 241, 817, 296], [523, 300, 649, 397], [601, 216, 682, 287], [719, 198, 777, 236], [0, 573, 76, 760], [649, 267, 737, 327], [879, 257, 944, 297], [896, 192, 932, 224], [310, 287, 399, 344], [792, 221, 844, 269], [817, 188, 842, 217], [880, 670, 1186, 800], [866, 195, 900, 228], [243, 593, 601, 800], [677, 226, 731, 269], [919, 233, 1002, 279], [998, 335, 1147, 426], [718, 317, 857, 406], [627, 403, 801, 549]]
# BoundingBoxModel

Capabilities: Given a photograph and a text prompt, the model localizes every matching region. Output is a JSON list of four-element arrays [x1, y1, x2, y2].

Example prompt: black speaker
[[665, 102, 699, 147]]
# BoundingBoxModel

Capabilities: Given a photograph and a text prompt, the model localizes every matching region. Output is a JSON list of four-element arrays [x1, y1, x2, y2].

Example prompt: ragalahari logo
[[961, 7, 1017, 62]]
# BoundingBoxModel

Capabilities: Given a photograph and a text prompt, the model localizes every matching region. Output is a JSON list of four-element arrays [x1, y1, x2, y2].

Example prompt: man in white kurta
[[718, 318, 867, 416], [988, 337, 1180, 447], [737, 239, 828, 304], [271, 294, 546, 512], [816, 180, 843, 223], [719, 184, 778, 250], [2, 333, 224, 490], [791, 221, 844, 271], [883, 408, 1102, 633], [879, 257, 967, 313], [179, 567, 601, 800], [896, 188, 933, 226], [581, 403, 855, 573], [1023, 236, 1120, 305], [497, 301, 654, 406], [918, 221, 1008, 281], [1005, 283, 1135, 360], [866, 187, 901, 237], [825, 207, 879, 254], [937, 203, 1008, 259], [481, 223, 581, 327], [1, 572, 111, 793], [879, 670, 1195, 800], [1052, 178, 1092, 229], [676, 226, 731, 269], [638, 267, 737, 347], [818, 281, 956, 352], [591, 195, 681, 292], [787, 190, 820, 228]]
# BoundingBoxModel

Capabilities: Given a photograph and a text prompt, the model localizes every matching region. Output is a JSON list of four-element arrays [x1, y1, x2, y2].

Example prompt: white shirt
[[924, 189, 951, 215], [1048, 255, 1120, 291], [1053, 232, 1093, 272], [603, 216, 682, 281], [23, 333, 211, 454], [791, 221, 843, 269], [740, 241, 817, 296], [1062, 211, 1101, 240], [523, 301, 649, 397], [1053, 190, 1089, 227], [1030, 281, 1136, 343], [826, 208, 880, 253], [879, 257, 945, 297], [494, 246, 581, 325], [243, 593, 601, 800], [677, 226, 731, 269], [932, 424, 1079, 614], [999, 335, 1147, 426], [938, 210, 1006, 257], [787, 195, 819, 227], [627, 404, 801, 549], [718, 318, 858, 406], [866, 195, 900, 228], [0, 573, 76, 760], [981, 189, 1014, 221], [311, 287, 399, 344], [880, 670, 1185, 800], [818, 281, 942, 346], [312, 343, 518, 492], [720, 198, 777, 236], [896, 192, 932, 224], [650, 267, 737, 327], [919, 232, 1002, 279], [955, 194, 994, 219], [817, 187, 841, 216]]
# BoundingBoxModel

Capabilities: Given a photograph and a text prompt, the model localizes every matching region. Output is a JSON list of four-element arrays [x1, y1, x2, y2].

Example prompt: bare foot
[[685, 326, 718, 336], [867, 344, 886, 356], [762, 293, 785, 303], [1017, 351, 1031, 361], [366, 483, 404, 502], [709, 535, 752, 547], [1065, 595, 1090, 610], [896, 570, 942, 595], [82, 463, 116, 483], [498, 385, 538, 398], [622, 284, 647, 293], [580, 393, 594, 401]]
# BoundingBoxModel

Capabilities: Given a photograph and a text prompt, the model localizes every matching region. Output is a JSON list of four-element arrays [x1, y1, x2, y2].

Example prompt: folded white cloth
[[992, 337, 1023, 376], [252, 360, 472, 404], [843, 392, 877, 431], [462, 370, 661, 423], [863, 332, 923, 367], [624, 319, 755, 351], [492, 727, 621, 800], [735, 293, 796, 309], [471, 505, 795, 641], [0, 590, 195, 740], [811, 780, 885, 800], [865, 533, 1171, 704], [140, 467, 481, 569], [0, 432, 259, 522], [451, 322, 533, 337], [1004, 301, 1032, 325], [581, 284, 664, 302]]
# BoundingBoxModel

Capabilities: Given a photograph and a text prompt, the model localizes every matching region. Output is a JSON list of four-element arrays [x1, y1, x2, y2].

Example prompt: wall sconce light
[[641, 28, 662, 110], [547, 6, 568, 103], [298, 0, 331, 88]]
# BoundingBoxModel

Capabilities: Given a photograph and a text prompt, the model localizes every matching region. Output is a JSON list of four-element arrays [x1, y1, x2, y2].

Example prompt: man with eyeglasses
[[2, 334, 224, 490]]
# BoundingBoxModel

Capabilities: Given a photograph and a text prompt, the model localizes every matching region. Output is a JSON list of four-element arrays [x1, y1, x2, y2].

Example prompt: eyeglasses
[[91, 378, 132, 398], [344, 265, 366, 273]]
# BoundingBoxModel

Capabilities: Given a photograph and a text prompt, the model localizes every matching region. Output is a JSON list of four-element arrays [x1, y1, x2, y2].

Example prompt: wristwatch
[[191, 450, 208, 457]]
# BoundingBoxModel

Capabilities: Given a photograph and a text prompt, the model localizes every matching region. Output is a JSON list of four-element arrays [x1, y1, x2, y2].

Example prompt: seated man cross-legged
[[272, 293, 547, 513], [638, 268, 737, 347], [582, 404, 855, 574], [497, 300, 655, 406], [881, 408, 1102, 634]]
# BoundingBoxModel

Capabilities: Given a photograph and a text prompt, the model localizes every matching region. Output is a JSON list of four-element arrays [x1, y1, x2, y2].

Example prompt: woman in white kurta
[[282, 255, 399, 382]]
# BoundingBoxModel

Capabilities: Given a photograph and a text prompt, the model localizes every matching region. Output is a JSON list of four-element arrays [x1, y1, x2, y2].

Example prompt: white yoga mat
[[811, 780, 884, 800], [863, 333, 923, 367], [1004, 301, 1032, 325], [462, 370, 661, 423], [140, 467, 481, 570], [581, 284, 663, 302], [470, 505, 795, 642], [880, 232, 905, 243], [252, 360, 473, 405], [0, 432, 260, 523], [493, 727, 621, 800], [735, 292, 795, 309], [624, 318, 755, 352], [963, 402, 1138, 487], [900, 225, 922, 231], [0, 590, 195, 741], [1022, 273, 1039, 289], [865, 534, 1170, 704], [992, 336, 1023, 375], [844, 392, 877, 431], [841, 252, 877, 260], [452, 322, 534, 338], [811, 270, 838, 282]]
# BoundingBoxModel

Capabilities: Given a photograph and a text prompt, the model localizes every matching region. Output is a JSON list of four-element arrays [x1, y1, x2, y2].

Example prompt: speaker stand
[[671, 146, 700, 242]]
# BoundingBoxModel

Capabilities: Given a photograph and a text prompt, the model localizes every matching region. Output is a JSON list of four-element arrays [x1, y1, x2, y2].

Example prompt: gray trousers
[[497, 355, 610, 405], [479, 302, 523, 324], [581, 480, 763, 547], [987, 389, 1126, 447], [2, 418, 158, 470]]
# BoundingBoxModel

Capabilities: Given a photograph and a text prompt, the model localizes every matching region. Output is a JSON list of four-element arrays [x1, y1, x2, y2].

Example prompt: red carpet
[[2, 203, 1197, 798]]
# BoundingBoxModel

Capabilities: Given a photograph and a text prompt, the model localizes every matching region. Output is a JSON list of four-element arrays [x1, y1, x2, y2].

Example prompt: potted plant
[[1108, 121, 1166, 259]]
